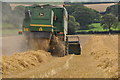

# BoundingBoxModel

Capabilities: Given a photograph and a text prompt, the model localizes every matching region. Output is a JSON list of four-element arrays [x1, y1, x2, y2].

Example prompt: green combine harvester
[[20, 4, 81, 56]]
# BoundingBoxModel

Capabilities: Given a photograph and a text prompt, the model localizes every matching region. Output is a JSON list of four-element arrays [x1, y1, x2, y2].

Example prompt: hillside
[[84, 3, 115, 12]]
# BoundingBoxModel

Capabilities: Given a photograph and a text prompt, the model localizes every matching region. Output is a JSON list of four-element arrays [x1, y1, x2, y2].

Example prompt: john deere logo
[[39, 13, 44, 16], [39, 27, 43, 31]]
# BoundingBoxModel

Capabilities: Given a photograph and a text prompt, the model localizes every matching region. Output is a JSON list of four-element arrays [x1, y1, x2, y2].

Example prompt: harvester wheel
[[65, 42, 69, 55], [50, 36, 65, 57], [65, 37, 69, 55]]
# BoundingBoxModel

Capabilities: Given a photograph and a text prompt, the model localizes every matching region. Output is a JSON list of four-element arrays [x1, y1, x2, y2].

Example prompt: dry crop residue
[[2, 50, 52, 76], [84, 35, 118, 78], [1, 35, 118, 78]]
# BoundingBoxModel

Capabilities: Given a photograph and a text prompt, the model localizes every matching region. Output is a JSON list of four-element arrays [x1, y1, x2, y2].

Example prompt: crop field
[[84, 3, 115, 12], [1, 34, 119, 78], [1, 23, 21, 35]]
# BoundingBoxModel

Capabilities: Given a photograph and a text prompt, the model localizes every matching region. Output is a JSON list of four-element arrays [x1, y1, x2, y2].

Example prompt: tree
[[65, 4, 84, 15], [65, 4, 101, 30], [101, 14, 118, 32], [118, 2, 120, 21], [68, 15, 80, 34], [106, 4, 118, 17], [72, 6, 100, 27]]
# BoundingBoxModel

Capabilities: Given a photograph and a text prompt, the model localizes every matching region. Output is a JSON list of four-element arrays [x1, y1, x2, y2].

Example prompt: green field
[[76, 23, 120, 32], [1, 29, 21, 35], [2, 23, 21, 35]]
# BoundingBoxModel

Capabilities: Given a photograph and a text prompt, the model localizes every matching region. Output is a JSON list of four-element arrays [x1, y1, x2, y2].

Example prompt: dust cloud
[[28, 38, 50, 51], [2, 35, 29, 55], [2, 2, 25, 29]]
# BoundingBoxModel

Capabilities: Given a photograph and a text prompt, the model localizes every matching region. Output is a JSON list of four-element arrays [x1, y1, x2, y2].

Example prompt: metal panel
[[29, 32, 52, 39], [68, 43, 81, 55]]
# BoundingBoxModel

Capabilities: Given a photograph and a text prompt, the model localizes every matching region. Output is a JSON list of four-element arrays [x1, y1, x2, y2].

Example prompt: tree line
[[65, 2, 119, 34], [2, 2, 120, 34]]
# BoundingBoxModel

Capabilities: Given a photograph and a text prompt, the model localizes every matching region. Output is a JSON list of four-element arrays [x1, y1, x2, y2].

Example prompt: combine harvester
[[19, 4, 81, 56]]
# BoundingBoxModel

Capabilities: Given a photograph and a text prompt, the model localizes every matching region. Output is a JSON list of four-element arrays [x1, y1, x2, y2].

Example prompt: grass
[[89, 23, 106, 31], [2, 23, 15, 29], [1, 29, 21, 35], [1, 23, 22, 35], [76, 23, 120, 32]]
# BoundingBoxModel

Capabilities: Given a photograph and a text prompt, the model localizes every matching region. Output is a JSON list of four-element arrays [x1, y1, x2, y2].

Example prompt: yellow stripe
[[30, 24, 53, 27], [24, 28, 28, 31]]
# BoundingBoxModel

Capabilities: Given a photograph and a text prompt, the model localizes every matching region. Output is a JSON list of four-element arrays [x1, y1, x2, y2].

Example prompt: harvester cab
[[66, 36, 81, 55]]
